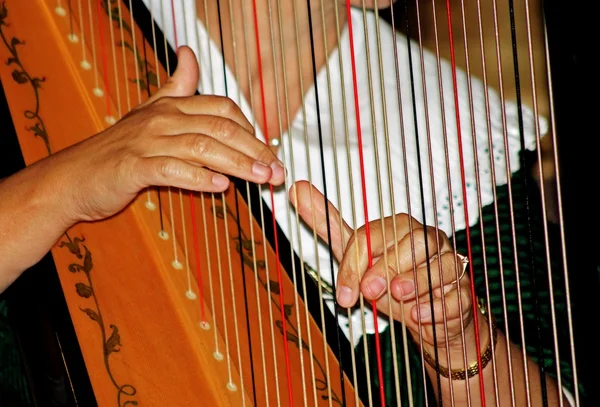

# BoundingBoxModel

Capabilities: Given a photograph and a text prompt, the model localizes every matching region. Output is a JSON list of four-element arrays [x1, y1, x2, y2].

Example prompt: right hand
[[44, 46, 284, 224]]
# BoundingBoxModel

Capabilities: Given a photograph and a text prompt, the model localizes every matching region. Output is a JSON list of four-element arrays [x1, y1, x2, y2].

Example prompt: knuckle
[[155, 157, 178, 180], [211, 117, 237, 139], [189, 168, 207, 186], [217, 96, 239, 116], [342, 265, 361, 287], [188, 135, 212, 158]]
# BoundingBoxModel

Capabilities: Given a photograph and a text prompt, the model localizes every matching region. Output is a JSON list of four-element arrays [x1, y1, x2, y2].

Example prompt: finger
[[289, 181, 352, 262], [390, 251, 459, 301], [172, 95, 254, 134], [141, 46, 199, 106], [151, 134, 278, 185], [410, 279, 473, 325], [333, 214, 416, 306], [135, 156, 231, 192], [156, 115, 285, 185]]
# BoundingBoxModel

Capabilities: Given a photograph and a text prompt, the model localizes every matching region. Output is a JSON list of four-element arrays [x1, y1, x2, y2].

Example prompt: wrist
[[422, 298, 496, 380]]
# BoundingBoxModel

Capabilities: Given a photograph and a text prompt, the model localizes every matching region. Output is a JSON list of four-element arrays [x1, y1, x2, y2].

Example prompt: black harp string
[[387, 1, 422, 406], [329, 0, 373, 403], [303, 0, 348, 403], [68, 0, 75, 39], [489, 0, 533, 402], [521, 0, 563, 403], [400, 2, 432, 405], [472, 0, 518, 403], [214, 0, 260, 400], [357, 0, 404, 403], [207, 0, 249, 399], [453, 0, 504, 404], [404, 0, 443, 402], [274, 0, 313, 402], [506, 0, 548, 404], [237, 0, 283, 400], [413, 1, 457, 404], [141, 32, 166, 233]]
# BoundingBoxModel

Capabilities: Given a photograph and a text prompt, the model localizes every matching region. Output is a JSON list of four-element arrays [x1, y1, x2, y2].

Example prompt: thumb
[[142, 46, 199, 105], [289, 181, 352, 262]]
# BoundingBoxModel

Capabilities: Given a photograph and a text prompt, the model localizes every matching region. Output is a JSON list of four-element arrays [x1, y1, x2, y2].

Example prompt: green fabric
[[355, 165, 582, 405], [0, 299, 32, 407]]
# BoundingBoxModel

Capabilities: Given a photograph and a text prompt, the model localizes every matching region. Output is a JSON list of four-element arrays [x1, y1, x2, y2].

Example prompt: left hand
[[289, 181, 475, 353]]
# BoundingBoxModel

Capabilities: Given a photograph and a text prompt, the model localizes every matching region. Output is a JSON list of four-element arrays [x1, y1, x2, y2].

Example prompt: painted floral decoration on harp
[[59, 234, 139, 407], [0, 1, 50, 156]]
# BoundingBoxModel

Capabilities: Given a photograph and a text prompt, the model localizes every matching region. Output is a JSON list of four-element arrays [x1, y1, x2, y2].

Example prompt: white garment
[[142, 2, 578, 404], [145, 0, 547, 343]]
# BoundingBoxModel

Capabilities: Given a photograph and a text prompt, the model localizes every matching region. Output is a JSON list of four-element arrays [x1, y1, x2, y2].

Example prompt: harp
[[0, 0, 589, 406]]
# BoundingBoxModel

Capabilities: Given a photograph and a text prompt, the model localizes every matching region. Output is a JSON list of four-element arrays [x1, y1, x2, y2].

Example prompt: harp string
[[287, 0, 322, 401], [116, 0, 132, 112], [469, 0, 512, 404], [368, 0, 411, 401], [106, 2, 123, 120], [355, 0, 411, 404], [274, 0, 312, 403], [387, 1, 419, 405], [293, 16, 333, 407], [314, 0, 370, 406], [412, 0, 458, 403], [236, 0, 282, 401], [341, 0, 387, 403], [76, 0, 90, 69], [543, 17, 579, 406], [521, 0, 561, 402], [214, 0, 254, 399], [140, 16, 167, 234], [404, 1, 443, 402], [489, 0, 533, 403], [302, 0, 347, 404], [87, 0, 102, 95], [67, 0, 76, 41], [247, 0, 297, 402], [95, 0, 113, 119], [197, 0, 225, 356], [328, 0, 372, 403]]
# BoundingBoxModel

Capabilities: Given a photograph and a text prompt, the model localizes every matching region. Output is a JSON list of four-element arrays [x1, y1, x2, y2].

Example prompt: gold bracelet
[[422, 298, 498, 381]]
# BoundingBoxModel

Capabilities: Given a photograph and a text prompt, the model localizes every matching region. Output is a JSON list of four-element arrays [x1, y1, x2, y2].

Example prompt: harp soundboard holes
[[145, 200, 157, 211], [226, 382, 237, 392], [171, 260, 183, 270], [213, 351, 224, 361], [105, 116, 116, 125], [158, 230, 169, 240], [80, 60, 91, 71], [199, 321, 210, 330], [185, 290, 197, 300], [67, 33, 79, 43], [92, 88, 104, 98], [55, 6, 66, 16]]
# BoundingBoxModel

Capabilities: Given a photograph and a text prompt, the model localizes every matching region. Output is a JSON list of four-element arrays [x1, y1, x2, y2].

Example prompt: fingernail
[[366, 277, 387, 298], [212, 174, 229, 188], [398, 280, 415, 299], [252, 161, 271, 178], [337, 286, 353, 307], [418, 305, 431, 320]]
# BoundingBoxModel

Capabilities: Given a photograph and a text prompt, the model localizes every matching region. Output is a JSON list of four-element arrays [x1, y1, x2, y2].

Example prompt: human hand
[[289, 181, 476, 355], [45, 46, 284, 224]]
